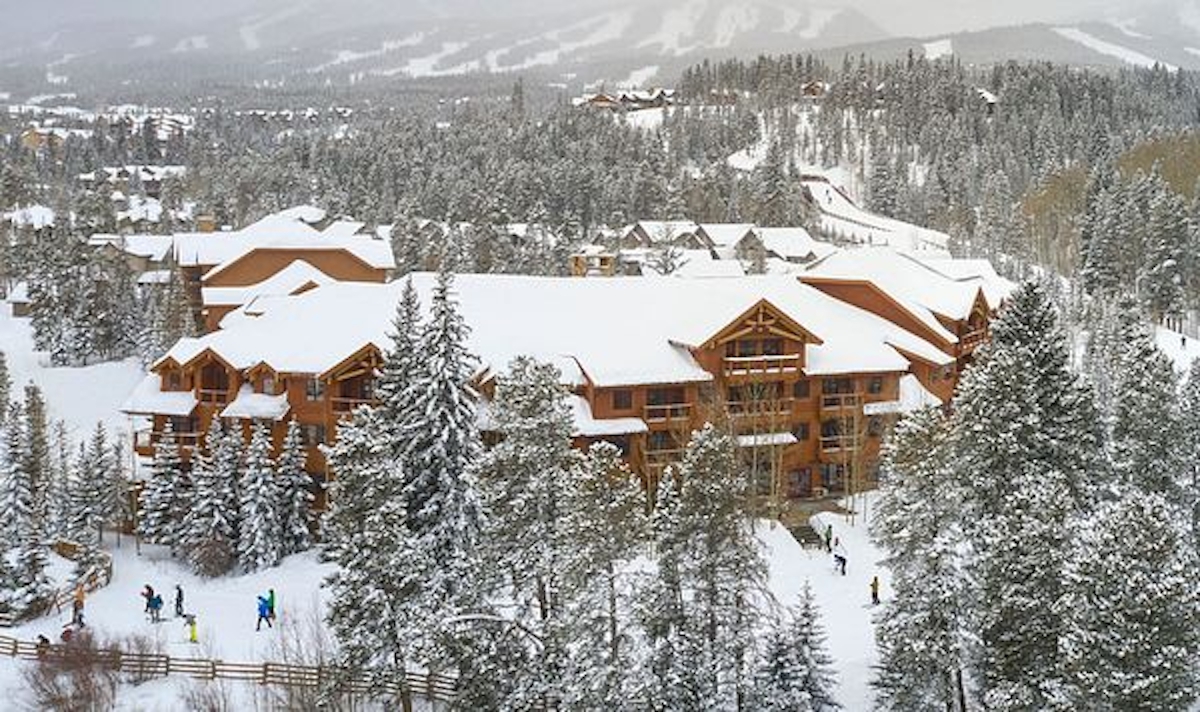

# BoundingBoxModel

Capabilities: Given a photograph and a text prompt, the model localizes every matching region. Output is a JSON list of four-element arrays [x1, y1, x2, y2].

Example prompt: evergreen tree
[[0, 352, 10, 426], [183, 419, 238, 576], [754, 584, 840, 712], [1061, 493, 1200, 710], [237, 421, 281, 572], [872, 408, 969, 712], [275, 419, 313, 556], [1182, 359, 1200, 553], [22, 384, 50, 530], [0, 402, 29, 550], [137, 422, 186, 552], [375, 277, 423, 431], [395, 268, 484, 661], [67, 442, 105, 587], [950, 283, 1100, 711]]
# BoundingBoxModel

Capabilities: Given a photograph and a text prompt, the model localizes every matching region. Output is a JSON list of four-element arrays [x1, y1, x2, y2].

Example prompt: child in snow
[[256, 596, 273, 631], [870, 575, 880, 605], [149, 594, 163, 623], [267, 588, 276, 621], [174, 585, 184, 618], [141, 584, 155, 613], [184, 614, 198, 644], [834, 552, 847, 576]]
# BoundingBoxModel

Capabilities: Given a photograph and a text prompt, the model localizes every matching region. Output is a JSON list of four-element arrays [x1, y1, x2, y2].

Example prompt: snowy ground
[[0, 305, 144, 448], [1156, 325, 1200, 373], [762, 494, 885, 711]]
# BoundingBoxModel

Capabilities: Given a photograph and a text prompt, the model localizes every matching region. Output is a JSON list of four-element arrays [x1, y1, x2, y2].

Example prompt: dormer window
[[262, 376, 275, 395], [166, 371, 182, 391]]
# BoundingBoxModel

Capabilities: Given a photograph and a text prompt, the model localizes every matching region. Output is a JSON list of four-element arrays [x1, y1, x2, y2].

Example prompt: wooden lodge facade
[[125, 271, 1003, 506]]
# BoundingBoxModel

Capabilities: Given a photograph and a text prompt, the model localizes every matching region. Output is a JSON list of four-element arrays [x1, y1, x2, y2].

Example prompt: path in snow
[[1052, 27, 1175, 70]]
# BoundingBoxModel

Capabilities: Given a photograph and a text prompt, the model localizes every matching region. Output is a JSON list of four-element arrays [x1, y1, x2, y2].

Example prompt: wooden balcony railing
[[819, 435, 860, 454], [722, 353, 801, 377], [960, 328, 988, 350], [331, 396, 378, 413], [135, 430, 201, 451], [727, 398, 794, 418], [644, 403, 691, 423], [819, 393, 862, 411]]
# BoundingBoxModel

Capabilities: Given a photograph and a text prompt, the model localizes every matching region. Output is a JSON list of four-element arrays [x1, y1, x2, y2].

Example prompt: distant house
[[619, 220, 701, 248], [19, 126, 93, 152], [574, 88, 676, 112], [7, 282, 30, 317], [79, 165, 187, 199]]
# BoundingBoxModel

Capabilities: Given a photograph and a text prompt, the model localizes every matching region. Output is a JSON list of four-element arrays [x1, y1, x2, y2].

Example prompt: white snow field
[[1052, 27, 1176, 70], [0, 303, 144, 446], [924, 38, 953, 59]]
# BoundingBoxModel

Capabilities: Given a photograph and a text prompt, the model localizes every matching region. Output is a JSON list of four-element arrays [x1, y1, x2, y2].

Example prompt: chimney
[[196, 215, 217, 233]]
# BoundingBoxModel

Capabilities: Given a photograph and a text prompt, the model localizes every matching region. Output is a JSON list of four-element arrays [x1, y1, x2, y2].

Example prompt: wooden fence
[[0, 541, 115, 628], [0, 633, 458, 703]]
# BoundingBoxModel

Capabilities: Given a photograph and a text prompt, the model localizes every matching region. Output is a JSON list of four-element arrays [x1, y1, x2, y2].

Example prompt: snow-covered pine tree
[[45, 421, 72, 540], [754, 583, 840, 712], [396, 268, 484, 656], [1182, 359, 1200, 552], [0, 351, 10, 425], [22, 384, 50, 531], [674, 422, 771, 708], [137, 422, 186, 552], [323, 405, 415, 688], [949, 282, 1101, 711], [0, 402, 29, 550], [633, 468, 705, 711], [67, 442, 105, 587], [473, 357, 580, 707], [183, 419, 238, 576], [237, 421, 282, 572], [275, 419, 313, 556], [1061, 492, 1200, 710], [1110, 319, 1186, 500], [99, 435, 131, 541], [872, 407, 968, 712], [560, 442, 647, 710], [375, 277, 422, 435]]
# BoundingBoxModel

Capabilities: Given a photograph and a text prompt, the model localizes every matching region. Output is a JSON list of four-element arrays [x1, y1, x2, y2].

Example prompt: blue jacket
[[257, 597, 270, 617]]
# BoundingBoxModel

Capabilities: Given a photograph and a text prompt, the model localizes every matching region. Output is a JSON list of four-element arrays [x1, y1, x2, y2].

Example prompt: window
[[793, 423, 810, 441], [602, 436, 631, 456], [792, 380, 810, 399], [822, 377, 854, 395], [262, 376, 275, 395], [300, 424, 326, 447], [867, 377, 883, 395], [169, 416, 197, 435], [726, 339, 785, 357], [612, 389, 633, 411], [762, 338, 783, 356], [165, 371, 182, 391], [306, 378, 325, 401]]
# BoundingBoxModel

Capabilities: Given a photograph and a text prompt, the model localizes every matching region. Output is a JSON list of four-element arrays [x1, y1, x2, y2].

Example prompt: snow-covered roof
[[736, 432, 799, 447], [137, 270, 173, 285], [89, 233, 175, 262], [912, 256, 1016, 310], [7, 281, 29, 303], [863, 374, 943, 415], [159, 274, 950, 388], [171, 207, 394, 274], [122, 374, 197, 416], [320, 220, 367, 240], [201, 259, 336, 307], [755, 227, 838, 263], [79, 165, 186, 183], [625, 221, 700, 244], [220, 384, 291, 420], [805, 247, 991, 344], [698, 223, 757, 248], [570, 396, 648, 437], [2, 205, 55, 229]]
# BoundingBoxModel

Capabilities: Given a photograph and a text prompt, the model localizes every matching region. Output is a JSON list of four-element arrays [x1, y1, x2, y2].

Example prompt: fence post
[[262, 661, 269, 685]]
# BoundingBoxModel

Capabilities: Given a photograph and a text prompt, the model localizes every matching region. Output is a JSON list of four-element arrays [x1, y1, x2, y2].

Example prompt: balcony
[[331, 396, 378, 413], [819, 434, 860, 454], [134, 430, 201, 452], [960, 328, 987, 351], [820, 393, 862, 411], [722, 353, 801, 377], [644, 403, 691, 424], [727, 398, 794, 418]]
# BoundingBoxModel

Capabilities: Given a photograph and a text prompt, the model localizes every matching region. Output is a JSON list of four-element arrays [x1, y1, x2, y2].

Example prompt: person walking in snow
[[267, 588, 276, 621], [184, 614, 198, 644], [174, 585, 184, 618], [256, 596, 273, 631], [72, 585, 85, 626], [823, 524, 833, 552], [141, 584, 155, 614], [833, 552, 847, 576], [870, 575, 880, 605]]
